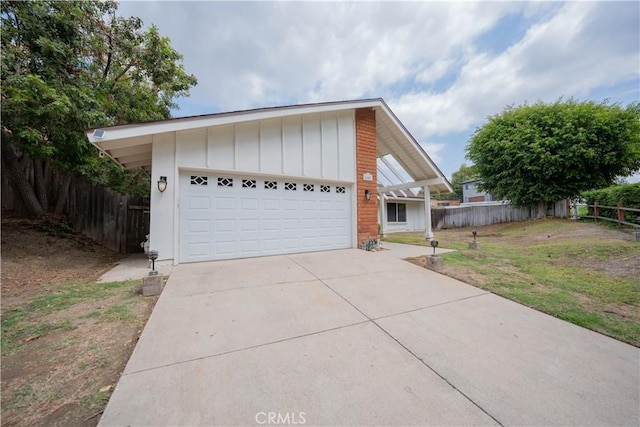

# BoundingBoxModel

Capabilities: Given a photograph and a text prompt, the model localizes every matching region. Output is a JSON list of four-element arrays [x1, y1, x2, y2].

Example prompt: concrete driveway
[[99, 246, 639, 426]]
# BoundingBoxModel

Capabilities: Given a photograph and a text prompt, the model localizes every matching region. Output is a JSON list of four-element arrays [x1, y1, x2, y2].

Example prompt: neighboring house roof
[[461, 178, 482, 185], [85, 98, 452, 193]]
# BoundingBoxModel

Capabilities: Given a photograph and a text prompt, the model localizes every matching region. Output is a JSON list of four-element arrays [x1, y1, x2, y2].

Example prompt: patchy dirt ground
[[1, 215, 158, 426]]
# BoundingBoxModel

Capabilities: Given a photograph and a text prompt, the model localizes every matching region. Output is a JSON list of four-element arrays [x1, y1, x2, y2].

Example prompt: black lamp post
[[148, 250, 159, 276], [472, 230, 477, 242], [430, 239, 439, 256]]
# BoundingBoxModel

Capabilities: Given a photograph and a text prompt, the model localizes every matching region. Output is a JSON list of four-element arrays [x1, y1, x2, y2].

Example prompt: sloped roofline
[[86, 98, 383, 140], [85, 98, 452, 192]]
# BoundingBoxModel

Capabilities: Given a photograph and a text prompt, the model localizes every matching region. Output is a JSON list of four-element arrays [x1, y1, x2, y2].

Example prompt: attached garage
[[179, 172, 351, 262], [86, 99, 452, 265]]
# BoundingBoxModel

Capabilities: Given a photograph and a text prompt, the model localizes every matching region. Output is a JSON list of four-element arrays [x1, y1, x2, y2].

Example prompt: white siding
[[283, 116, 303, 176], [149, 132, 176, 261], [235, 122, 260, 172], [382, 201, 426, 233], [321, 114, 339, 178], [260, 119, 282, 174], [176, 129, 206, 168], [302, 115, 322, 177], [207, 125, 234, 169], [176, 111, 356, 182]]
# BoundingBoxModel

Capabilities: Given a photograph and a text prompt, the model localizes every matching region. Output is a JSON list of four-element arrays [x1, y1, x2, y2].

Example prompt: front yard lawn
[[383, 219, 640, 347]]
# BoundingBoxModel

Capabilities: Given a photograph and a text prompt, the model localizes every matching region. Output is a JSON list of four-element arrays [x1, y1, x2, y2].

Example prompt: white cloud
[[117, 1, 522, 110], [115, 1, 639, 176], [389, 1, 639, 142]]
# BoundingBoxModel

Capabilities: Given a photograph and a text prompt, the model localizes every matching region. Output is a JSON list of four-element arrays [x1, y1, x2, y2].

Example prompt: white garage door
[[179, 172, 352, 262]]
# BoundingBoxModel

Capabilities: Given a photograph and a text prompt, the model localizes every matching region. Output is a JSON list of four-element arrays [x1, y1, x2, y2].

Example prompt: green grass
[[384, 220, 640, 346], [26, 280, 132, 315], [9, 384, 35, 409], [103, 304, 134, 322], [1, 280, 137, 356]]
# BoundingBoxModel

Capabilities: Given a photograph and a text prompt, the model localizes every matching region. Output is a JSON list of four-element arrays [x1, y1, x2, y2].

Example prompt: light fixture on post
[[148, 250, 159, 276], [364, 189, 371, 201], [157, 176, 167, 193], [430, 239, 439, 256]]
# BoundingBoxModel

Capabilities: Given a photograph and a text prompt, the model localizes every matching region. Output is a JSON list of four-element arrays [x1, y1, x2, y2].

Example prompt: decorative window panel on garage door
[[179, 173, 352, 262]]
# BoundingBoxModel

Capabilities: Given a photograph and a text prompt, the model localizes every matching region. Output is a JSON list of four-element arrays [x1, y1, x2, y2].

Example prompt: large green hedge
[[582, 183, 640, 223]]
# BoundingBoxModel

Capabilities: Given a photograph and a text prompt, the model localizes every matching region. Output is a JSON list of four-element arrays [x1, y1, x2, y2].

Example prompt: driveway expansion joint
[[372, 291, 492, 321], [288, 255, 505, 427], [121, 319, 371, 377]]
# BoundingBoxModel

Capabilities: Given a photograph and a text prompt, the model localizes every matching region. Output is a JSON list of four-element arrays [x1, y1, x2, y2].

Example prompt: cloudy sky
[[117, 1, 639, 179]]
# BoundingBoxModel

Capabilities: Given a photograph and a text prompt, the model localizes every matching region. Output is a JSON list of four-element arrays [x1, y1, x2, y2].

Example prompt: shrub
[[582, 183, 640, 222]]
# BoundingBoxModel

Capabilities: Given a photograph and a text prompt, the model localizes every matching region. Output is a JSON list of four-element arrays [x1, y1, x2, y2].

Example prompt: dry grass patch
[[1, 217, 158, 426]]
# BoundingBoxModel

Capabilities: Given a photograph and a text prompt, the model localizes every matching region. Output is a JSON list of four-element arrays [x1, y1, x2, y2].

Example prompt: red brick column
[[355, 108, 378, 246]]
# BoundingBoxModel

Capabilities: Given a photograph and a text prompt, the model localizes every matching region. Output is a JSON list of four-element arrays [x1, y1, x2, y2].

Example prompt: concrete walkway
[[98, 247, 639, 426], [97, 253, 174, 283]]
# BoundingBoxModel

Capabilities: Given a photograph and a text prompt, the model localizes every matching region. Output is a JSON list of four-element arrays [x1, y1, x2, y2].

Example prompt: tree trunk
[[33, 158, 49, 211], [54, 172, 72, 216], [1, 141, 44, 217]]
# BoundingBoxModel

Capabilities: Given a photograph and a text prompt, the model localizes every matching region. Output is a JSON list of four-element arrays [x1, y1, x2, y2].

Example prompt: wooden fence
[[578, 202, 640, 228], [433, 199, 569, 230], [2, 172, 149, 253]]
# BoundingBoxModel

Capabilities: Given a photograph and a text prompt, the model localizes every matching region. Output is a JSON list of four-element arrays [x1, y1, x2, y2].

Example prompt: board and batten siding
[[175, 111, 356, 182]]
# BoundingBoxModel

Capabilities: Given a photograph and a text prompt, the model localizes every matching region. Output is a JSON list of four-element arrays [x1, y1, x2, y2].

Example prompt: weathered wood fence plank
[[433, 200, 568, 230], [2, 172, 149, 253]]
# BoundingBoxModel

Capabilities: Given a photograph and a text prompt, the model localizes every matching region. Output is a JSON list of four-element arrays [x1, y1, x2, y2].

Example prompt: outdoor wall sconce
[[157, 176, 167, 193], [364, 189, 371, 201]]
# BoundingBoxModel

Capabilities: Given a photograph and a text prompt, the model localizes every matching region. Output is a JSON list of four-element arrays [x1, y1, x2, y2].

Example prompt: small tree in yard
[[1, 0, 197, 217], [466, 99, 640, 217]]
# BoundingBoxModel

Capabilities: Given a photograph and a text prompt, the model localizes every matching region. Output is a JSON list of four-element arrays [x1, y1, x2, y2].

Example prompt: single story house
[[86, 98, 452, 264]]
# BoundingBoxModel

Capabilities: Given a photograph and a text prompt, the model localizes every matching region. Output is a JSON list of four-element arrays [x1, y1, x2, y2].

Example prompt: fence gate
[[126, 203, 150, 253], [431, 208, 446, 230]]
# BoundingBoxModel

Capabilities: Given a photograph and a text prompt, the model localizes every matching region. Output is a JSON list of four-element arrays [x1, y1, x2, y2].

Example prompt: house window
[[303, 184, 314, 192], [336, 186, 346, 194], [285, 182, 297, 191], [387, 202, 407, 223], [320, 185, 330, 193], [264, 181, 277, 190]]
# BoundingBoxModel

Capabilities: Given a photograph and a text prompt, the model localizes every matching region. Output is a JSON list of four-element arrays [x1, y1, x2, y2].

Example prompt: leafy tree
[[466, 99, 640, 217], [1, 0, 197, 216], [450, 163, 478, 200]]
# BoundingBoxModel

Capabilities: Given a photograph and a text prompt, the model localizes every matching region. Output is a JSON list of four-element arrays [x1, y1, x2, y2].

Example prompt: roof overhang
[[85, 98, 452, 192]]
